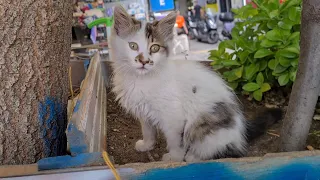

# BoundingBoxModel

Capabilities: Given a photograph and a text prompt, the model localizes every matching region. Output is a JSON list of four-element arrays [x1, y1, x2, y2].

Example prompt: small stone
[[307, 145, 314, 151], [265, 103, 278, 109], [154, 153, 159, 158], [112, 129, 120, 132], [313, 115, 320, 121]]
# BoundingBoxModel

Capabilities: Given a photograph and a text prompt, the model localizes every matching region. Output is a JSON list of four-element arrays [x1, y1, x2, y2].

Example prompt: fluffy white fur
[[110, 6, 247, 162]]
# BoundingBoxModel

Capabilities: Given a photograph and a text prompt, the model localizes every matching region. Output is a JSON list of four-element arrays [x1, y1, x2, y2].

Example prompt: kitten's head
[[111, 5, 176, 75]]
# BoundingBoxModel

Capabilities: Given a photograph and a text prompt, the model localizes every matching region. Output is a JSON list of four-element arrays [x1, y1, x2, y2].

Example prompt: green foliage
[[209, 0, 301, 101]]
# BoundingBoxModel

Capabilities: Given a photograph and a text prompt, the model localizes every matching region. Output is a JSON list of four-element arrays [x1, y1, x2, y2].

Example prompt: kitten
[[109, 5, 282, 162]]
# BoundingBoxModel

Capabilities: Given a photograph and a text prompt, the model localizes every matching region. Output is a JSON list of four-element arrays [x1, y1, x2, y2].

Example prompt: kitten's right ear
[[156, 11, 177, 41], [113, 5, 141, 38]]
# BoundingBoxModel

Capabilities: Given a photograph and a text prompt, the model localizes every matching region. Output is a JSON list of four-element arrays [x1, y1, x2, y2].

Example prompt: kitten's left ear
[[113, 5, 141, 38], [157, 12, 177, 41]]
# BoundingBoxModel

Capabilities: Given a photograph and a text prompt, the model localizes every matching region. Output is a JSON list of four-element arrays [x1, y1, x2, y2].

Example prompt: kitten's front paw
[[135, 140, 154, 152], [185, 153, 201, 162], [162, 152, 184, 162]]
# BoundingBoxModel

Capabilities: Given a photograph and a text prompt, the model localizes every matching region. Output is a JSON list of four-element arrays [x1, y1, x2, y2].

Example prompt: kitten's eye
[[150, 44, 160, 53], [129, 42, 139, 51]]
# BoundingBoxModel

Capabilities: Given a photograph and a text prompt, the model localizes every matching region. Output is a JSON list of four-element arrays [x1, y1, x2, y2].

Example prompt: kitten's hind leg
[[135, 120, 156, 152]]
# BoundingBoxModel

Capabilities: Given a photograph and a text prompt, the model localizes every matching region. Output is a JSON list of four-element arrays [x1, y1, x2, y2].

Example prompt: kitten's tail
[[246, 108, 283, 142]]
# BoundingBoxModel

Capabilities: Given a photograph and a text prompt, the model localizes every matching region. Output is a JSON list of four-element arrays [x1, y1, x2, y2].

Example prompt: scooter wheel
[[207, 30, 219, 44]]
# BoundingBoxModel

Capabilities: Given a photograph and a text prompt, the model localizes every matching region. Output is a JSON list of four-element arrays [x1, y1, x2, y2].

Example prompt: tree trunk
[[279, 0, 320, 151], [0, 0, 72, 165]]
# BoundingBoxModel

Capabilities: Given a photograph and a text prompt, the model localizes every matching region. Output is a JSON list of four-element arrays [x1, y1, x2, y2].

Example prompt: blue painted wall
[[130, 156, 320, 180]]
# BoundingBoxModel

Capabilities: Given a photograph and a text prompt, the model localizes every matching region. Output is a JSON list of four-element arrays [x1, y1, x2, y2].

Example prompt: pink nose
[[135, 53, 150, 65]]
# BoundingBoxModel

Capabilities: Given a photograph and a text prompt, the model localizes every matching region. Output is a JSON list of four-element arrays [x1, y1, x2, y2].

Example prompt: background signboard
[[150, 0, 175, 12]]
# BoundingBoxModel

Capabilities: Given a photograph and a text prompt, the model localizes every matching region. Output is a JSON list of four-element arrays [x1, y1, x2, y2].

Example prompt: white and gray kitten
[[110, 6, 282, 162]]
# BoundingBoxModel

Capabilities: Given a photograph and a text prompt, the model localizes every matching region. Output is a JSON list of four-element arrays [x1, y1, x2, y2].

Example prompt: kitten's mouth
[[137, 66, 147, 70]]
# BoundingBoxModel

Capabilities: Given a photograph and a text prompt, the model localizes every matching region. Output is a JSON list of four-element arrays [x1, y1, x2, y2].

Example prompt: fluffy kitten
[[110, 6, 282, 162]]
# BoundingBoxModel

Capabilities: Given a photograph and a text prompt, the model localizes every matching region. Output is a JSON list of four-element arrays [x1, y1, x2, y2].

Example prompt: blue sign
[[150, 0, 175, 12]]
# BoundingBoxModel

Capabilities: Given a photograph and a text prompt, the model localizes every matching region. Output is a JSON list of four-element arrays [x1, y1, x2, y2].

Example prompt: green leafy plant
[[209, 0, 301, 101]]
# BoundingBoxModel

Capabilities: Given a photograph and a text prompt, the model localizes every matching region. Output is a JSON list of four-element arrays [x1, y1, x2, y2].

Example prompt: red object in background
[[246, 0, 257, 8], [81, 6, 90, 12]]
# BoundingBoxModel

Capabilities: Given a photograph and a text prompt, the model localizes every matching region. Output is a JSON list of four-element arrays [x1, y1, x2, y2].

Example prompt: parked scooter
[[194, 11, 219, 44], [185, 11, 197, 40], [219, 12, 235, 40]]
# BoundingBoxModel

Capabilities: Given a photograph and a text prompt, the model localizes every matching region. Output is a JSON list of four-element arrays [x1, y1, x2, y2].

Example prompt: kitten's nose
[[135, 53, 150, 65]]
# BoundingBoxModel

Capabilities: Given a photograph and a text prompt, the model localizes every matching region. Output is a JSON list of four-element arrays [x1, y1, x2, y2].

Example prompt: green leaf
[[209, 50, 220, 59], [265, 1, 279, 12], [274, 64, 288, 73], [267, 28, 291, 42], [243, 83, 260, 92], [267, 20, 278, 29], [288, 7, 298, 21], [266, 29, 282, 41], [283, 46, 300, 54], [223, 70, 240, 82], [258, 23, 269, 33], [288, 32, 300, 41], [259, 60, 268, 71], [290, 69, 297, 81], [212, 64, 224, 70], [256, 72, 264, 86], [269, 10, 279, 18], [268, 59, 277, 70], [278, 20, 292, 30], [278, 72, 290, 86], [243, 8, 258, 18], [222, 60, 241, 66], [279, 56, 291, 67], [291, 58, 299, 67], [261, 39, 280, 48], [219, 40, 235, 50], [237, 37, 256, 53], [239, 51, 250, 64], [248, 13, 269, 23], [277, 49, 298, 58], [231, 26, 241, 40], [264, 68, 275, 81], [280, 0, 301, 13], [228, 82, 239, 90], [254, 49, 273, 58], [244, 63, 259, 80], [261, 83, 271, 92], [253, 89, 263, 101], [234, 66, 244, 78]]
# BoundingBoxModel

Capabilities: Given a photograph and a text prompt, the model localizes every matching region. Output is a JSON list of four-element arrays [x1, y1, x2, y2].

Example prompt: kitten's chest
[[116, 78, 181, 120]]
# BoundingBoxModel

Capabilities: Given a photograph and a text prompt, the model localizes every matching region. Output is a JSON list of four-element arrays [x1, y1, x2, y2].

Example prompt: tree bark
[[279, 0, 320, 151], [0, 0, 72, 165]]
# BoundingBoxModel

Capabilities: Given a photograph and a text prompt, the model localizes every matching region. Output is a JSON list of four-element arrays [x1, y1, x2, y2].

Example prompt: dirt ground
[[106, 88, 320, 165]]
